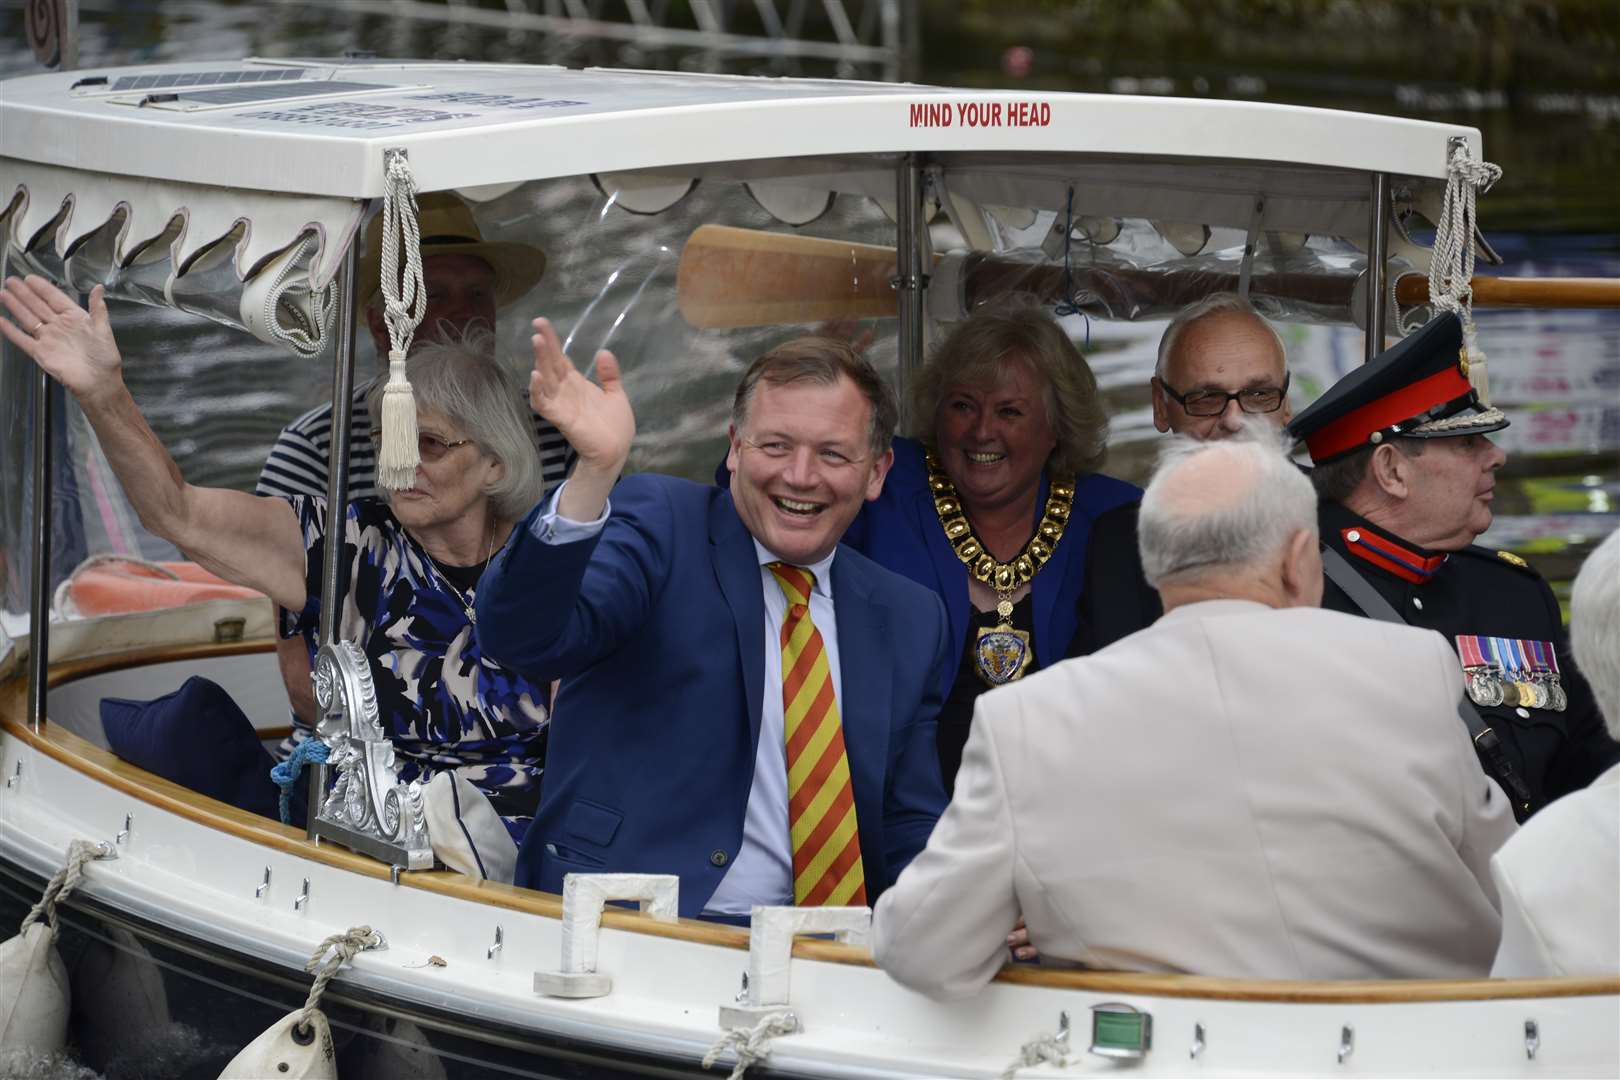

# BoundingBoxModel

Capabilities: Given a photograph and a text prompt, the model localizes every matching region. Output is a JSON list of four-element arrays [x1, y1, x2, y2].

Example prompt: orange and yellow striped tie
[[767, 562, 867, 907]]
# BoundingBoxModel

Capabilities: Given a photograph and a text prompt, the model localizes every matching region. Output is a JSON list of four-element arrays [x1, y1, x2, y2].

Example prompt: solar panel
[[109, 69, 304, 93], [140, 81, 396, 109]]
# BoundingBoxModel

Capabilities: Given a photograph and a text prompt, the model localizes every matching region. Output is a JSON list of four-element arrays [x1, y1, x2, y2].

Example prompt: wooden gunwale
[[2, 639, 1616, 1004]]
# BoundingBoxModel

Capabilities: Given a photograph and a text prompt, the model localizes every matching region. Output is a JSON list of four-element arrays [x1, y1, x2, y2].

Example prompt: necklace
[[420, 517, 496, 625], [926, 452, 1074, 686]]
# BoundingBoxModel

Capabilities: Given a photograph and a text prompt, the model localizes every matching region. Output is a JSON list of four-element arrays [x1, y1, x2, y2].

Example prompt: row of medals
[[1464, 665, 1567, 712]]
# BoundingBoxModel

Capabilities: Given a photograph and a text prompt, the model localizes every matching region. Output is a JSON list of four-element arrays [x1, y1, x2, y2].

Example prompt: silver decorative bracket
[[310, 640, 433, 870]]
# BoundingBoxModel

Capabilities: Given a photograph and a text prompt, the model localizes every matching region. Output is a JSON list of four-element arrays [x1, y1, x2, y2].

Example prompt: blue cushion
[[101, 676, 281, 820]]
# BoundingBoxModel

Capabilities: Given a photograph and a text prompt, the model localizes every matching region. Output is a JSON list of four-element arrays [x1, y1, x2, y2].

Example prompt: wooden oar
[[676, 224, 1620, 329]]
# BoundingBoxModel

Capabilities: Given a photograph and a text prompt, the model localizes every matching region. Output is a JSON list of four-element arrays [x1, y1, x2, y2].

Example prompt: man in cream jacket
[[873, 425, 1517, 996]]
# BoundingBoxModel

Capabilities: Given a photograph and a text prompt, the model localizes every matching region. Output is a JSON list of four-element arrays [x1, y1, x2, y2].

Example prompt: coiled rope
[[297, 925, 384, 1029], [1414, 142, 1503, 401], [271, 737, 331, 825], [20, 839, 113, 938], [701, 1011, 799, 1079], [1000, 1028, 1073, 1079], [376, 149, 428, 491]]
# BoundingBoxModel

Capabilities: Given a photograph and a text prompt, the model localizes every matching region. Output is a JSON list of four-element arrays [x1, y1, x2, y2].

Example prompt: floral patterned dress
[[284, 496, 548, 841]]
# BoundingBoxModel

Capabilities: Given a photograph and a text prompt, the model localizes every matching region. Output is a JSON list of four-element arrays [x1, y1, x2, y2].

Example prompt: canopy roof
[[3, 59, 1479, 196], [0, 59, 1484, 355]]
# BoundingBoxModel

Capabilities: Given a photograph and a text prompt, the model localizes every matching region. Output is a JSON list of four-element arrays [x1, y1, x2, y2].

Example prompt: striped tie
[[767, 562, 867, 907]]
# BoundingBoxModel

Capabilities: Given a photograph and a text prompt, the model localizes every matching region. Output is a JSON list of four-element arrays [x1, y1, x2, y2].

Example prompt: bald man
[[874, 424, 1513, 996]]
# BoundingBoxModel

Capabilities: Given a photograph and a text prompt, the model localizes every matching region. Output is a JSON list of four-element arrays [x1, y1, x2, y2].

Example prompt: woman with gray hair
[[0, 275, 551, 844], [842, 304, 1139, 790]]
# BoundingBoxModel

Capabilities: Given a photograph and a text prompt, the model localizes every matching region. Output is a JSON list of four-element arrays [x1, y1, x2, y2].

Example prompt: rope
[[1000, 1031, 1073, 1080], [271, 737, 330, 825], [1426, 143, 1502, 398], [376, 150, 427, 490], [1050, 187, 1093, 347], [20, 839, 110, 939], [297, 925, 384, 1028], [701, 1011, 800, 1079]]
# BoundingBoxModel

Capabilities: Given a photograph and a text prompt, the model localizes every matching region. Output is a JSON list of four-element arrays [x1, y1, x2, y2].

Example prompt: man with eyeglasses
[[1290, 313, 1619, 821], [1072, 293, 1292, 654]]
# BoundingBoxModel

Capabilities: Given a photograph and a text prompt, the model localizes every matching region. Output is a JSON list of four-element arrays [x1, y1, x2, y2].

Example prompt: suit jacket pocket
[[544, 842, 607, 868], [564, 798, 623, 846]]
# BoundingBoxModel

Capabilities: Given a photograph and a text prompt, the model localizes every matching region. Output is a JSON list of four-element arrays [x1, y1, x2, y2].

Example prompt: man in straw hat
[[256, 191, 565, 733], [1289, 311, 1620, 821]]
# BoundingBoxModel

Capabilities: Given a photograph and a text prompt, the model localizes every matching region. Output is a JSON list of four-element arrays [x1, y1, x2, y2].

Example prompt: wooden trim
[[5, 650, 1620, 1003]]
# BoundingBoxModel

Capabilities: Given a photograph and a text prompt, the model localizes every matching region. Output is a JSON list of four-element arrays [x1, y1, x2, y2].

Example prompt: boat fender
[[217, 1010, 338, 1080], [0, 923, 70, 1053], [67, 925, 174, 1071], [220, 925, 383, 1080], [0, 838, 116, 1053]]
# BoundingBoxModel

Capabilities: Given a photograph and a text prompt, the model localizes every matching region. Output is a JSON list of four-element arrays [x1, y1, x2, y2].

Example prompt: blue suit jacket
[[842, 438, 1142, 678], [474, 474, 951, 917]]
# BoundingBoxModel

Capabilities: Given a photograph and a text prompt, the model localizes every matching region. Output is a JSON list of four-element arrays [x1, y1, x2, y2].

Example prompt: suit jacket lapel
[[710, 493, 765, 747], [830, 553, 889, 833]]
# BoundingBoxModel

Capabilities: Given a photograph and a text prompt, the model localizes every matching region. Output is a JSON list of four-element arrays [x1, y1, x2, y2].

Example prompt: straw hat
[[356, 191, 547, 310]]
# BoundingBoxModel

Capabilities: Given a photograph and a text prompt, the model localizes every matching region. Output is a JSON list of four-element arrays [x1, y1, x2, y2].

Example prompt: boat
[[2, 57, 1617, 1078]]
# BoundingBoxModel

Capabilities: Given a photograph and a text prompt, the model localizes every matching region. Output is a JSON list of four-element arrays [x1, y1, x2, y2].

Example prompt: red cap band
[[1306, 366, 1472, 462]]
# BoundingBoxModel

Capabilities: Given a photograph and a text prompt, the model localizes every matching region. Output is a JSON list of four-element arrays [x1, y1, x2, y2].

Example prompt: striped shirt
[[255, 381, 572, 501]]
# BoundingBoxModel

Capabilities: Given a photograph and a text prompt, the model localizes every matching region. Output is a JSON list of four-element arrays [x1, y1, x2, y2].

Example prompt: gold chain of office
[[926, 452, 1074, 605]]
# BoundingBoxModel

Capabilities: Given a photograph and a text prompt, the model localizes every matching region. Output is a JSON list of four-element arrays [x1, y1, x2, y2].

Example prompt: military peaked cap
[[1288, 312, 1508, 464]]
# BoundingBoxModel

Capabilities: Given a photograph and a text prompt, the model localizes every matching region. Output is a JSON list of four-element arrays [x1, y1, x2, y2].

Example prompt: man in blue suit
[[475, 321, 951, 919]]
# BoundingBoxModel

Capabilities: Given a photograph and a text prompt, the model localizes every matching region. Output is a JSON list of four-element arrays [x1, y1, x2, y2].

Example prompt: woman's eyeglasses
[[368, 431, 473, 462], [1159, 373, 1291, 417]]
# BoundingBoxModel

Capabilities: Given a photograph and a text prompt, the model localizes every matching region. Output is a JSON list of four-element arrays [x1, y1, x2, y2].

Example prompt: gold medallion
[[928, 453, 1074, 687]]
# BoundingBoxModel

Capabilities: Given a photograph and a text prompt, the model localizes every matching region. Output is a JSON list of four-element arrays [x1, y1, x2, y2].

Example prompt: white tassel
[[377, 350, 420, 491], [1462, 320, 1492, 406]]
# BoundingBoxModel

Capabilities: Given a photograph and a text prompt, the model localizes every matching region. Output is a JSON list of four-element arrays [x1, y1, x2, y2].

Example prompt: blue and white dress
[[284, 496, 549, 841]]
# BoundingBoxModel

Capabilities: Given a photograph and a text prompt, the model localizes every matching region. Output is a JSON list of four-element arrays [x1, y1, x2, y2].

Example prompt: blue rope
[[1050, 186, 1093, 347], [272, 738, 330, 825]]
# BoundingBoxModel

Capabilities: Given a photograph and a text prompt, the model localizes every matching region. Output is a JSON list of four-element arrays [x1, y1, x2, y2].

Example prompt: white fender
[[218, 1009, 339, 1080], [0, 923, 70, 1053]]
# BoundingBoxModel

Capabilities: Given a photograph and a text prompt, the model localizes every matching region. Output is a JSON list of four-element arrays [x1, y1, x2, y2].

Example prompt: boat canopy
[[1, 60, 1485, 358]]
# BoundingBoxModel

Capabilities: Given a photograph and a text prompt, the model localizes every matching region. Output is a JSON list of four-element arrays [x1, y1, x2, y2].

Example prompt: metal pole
[[307, 232, 363, 840], [1365, 172, 1390, 363], [894, 154, 926, 417], [25, 369, 53, 732]]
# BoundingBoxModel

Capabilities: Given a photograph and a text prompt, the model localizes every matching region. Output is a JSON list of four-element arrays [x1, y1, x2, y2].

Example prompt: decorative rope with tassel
[[701, 1012, 800, 1079], [20, 839, 113, 939], [297, 926, 385, 1030], [1426, 141, 1503, 403], [376, 149, 428, 491]]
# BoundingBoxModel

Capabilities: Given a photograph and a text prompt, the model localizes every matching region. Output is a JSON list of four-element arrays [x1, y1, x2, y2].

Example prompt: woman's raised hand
[[529, 317, 635, 473], [0, 277, 123, 406]]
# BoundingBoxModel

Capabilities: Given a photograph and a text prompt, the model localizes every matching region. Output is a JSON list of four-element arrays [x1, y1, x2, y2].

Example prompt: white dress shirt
[[532, 484, 846, 915]]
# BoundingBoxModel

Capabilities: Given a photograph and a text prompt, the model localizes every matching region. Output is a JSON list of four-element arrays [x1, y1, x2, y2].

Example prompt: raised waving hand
[[0, 277, 124, 404], [529, 317, 634, 521]]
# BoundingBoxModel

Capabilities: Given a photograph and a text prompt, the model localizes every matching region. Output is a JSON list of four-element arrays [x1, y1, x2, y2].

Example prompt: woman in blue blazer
[[842, 305, 1139, 791]]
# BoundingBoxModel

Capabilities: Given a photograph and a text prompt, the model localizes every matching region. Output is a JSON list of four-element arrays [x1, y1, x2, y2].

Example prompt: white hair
[[1155, 292, 1288, 381], [1569, 528, 1620, 739], [1138, 419, 1318, 587]]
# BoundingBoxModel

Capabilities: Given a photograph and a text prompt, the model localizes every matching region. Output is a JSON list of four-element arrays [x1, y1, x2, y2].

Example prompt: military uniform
[[1290, 312, 1620, 818], [1319, 501, 1620, 815]]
